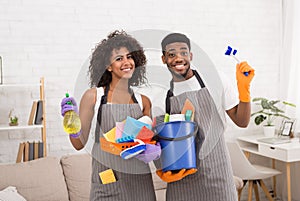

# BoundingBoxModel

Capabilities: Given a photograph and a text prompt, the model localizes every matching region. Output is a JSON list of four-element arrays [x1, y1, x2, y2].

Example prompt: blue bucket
[[155, 121, 197, 172]]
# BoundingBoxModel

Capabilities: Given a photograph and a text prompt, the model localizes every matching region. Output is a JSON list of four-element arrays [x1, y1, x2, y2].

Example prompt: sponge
[[103, 127, 116, 142]]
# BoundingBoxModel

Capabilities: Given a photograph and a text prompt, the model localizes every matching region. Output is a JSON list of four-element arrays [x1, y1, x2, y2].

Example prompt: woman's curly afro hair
[[88, 30, 147, 88]]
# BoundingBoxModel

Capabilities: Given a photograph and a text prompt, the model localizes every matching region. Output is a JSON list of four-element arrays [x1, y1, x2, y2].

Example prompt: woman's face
[[107, 47, 135, 80]]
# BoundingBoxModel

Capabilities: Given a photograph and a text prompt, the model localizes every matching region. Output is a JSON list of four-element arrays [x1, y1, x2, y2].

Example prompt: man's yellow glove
[[236, 61, 255, 102], [156, 168, 197, 183]]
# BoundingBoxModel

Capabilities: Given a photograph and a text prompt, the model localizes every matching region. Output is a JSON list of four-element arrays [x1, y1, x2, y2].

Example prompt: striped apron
[[165, 70, 237, 201], [90, 86, 156, 201]]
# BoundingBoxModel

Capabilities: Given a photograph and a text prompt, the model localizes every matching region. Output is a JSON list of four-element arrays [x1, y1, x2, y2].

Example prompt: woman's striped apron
[[90, 86, 156, 201]]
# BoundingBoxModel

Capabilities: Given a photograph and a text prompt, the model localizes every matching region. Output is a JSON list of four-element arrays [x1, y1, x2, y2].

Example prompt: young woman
[[61, 30, 156, 201]]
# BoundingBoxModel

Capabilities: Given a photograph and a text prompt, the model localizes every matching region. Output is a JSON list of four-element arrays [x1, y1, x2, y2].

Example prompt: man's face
[[161, 42, 193, 79]]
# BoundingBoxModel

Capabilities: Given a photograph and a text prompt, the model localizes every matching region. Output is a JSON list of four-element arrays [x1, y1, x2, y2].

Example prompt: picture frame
[[279, 119, 295, 137]]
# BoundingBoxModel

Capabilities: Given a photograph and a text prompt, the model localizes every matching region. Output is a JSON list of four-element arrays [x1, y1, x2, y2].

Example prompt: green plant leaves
[[251, 97, 296, 126], [254, 115, 266, 125], [10, 116, 18, 124], [283, 101, 296, 107]]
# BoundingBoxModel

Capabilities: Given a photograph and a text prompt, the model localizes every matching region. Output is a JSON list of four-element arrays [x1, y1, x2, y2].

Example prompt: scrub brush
[[120, 139, 146, 160], [225, 45, 249, 76]]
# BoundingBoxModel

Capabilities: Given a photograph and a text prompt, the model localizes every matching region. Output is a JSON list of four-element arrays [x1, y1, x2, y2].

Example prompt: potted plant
[[8, 109, 19, 126], [251, 97, 296, 136], [9, 116, 18, 126]]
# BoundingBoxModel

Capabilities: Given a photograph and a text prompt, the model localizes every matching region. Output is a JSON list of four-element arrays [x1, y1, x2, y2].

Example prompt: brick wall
[[0, 0, 282, 163]]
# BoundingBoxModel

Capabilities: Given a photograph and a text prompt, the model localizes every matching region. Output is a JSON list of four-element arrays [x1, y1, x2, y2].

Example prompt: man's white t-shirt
[[173, 73, 239, 111], [147, 72, 239, 117]]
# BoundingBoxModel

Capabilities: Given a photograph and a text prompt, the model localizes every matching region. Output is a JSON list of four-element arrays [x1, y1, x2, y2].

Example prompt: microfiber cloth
[[122, 116, 151, 138], [115, 121, 126, 140], [135, 143, 161, 163], [136, 126, 154, 143]]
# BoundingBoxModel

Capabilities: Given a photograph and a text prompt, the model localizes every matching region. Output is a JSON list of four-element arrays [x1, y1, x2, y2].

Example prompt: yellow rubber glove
[[236, 61, 255, 102], [156, 168, 197, 183]]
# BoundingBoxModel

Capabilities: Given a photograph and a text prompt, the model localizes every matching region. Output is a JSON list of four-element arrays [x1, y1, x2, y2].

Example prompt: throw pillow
[[60, 154, 92, 201], [0, 186, 26, 201], [0, 157, 69, 201]]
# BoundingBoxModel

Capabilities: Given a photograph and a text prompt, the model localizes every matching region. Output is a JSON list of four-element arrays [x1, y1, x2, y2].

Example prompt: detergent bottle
[[63, 93, 81, 134]]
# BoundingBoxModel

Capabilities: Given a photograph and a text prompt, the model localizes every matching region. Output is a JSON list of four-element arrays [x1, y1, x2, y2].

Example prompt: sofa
[[0, 153, 168, 201], [0, 154, 242, 201]]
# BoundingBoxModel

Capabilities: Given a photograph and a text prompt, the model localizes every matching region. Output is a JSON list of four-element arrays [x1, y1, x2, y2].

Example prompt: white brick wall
[[0, 0, 282, 163]]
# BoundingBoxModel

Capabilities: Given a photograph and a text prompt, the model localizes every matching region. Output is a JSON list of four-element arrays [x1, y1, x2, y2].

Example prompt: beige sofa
[[0, 154, 167, 201], [0, 154, 242, 201]]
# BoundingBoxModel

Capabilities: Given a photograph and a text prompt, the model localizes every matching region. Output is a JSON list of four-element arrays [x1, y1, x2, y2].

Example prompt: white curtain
[[278, 1, 300, 201], [280, 0, 300, 133]]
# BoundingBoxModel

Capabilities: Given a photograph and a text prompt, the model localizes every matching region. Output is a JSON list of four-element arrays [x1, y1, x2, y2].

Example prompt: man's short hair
[[161, 33, 191, 54]]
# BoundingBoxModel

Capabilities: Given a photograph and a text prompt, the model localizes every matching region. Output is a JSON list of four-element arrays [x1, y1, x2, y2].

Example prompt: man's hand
[[236, 61, 255, 102], [156, 168, 197, 183]]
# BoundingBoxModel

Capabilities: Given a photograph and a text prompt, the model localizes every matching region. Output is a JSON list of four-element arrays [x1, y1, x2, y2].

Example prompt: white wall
[[0, 0, 282, 163]]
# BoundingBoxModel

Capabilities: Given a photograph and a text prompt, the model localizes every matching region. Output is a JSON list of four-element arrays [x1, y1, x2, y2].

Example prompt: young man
[[156, 33, 255, 200]]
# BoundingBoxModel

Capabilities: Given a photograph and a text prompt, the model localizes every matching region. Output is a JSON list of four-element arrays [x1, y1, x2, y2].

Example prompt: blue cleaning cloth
[[122, 116, 152, 138]]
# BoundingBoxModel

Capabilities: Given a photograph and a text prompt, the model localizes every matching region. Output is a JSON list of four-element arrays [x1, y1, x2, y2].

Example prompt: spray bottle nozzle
[[65, 93, 72, 105]]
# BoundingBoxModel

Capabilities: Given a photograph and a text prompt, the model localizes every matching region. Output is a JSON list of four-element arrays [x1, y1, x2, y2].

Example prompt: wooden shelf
[[0, 83, 41, 88], [0, 124, 43, 131], [0, 77, 47, 161]]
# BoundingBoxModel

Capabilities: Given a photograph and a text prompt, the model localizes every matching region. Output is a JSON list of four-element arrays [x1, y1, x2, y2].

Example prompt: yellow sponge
[[99, 169, 116, 184], [103, 127, 116, 142]]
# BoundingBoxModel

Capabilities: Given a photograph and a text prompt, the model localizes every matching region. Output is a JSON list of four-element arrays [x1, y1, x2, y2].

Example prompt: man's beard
[[168, 66, 191, 80]]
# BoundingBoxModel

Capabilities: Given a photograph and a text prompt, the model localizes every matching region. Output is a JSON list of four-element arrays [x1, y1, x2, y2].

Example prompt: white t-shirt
[[95, 87, 144, 111], [142, 72, 239, 117], [173, 73, 238, 111]]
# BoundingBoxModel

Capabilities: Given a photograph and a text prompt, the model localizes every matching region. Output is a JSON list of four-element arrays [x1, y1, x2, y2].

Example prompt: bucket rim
[[155, 120, 196, 127], [154, 123, 198, 141]]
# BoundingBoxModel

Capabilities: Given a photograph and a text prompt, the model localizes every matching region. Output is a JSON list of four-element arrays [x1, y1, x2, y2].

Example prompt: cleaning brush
[[120, 139, 146, 160], [225, 46, 249, 76]]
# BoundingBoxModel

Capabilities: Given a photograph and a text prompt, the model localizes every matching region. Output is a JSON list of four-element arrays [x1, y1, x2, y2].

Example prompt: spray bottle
[[63, 93, 81, 134]]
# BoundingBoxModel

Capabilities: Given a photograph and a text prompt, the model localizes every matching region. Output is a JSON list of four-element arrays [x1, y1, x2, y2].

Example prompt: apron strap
[[129, 88, 138, 104], [165, 70, 205, 114], [193, 70, 205, 88], [97, 85, 139, 128]]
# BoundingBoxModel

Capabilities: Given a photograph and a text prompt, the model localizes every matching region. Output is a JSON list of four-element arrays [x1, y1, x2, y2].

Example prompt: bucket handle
[[156, 124, 198, 141]]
